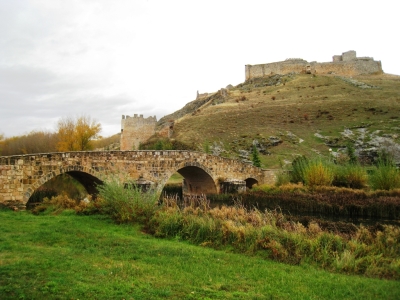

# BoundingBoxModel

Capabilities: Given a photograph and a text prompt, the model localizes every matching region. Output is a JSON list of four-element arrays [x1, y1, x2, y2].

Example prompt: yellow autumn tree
[[56, 115, 101, 151], [57, 117, 76, 151], [75, 115, 102, 150]]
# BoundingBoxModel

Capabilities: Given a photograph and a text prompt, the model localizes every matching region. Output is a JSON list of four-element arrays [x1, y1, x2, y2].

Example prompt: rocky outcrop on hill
[[337, 76, 379, 89], [315, 128, 400, 165]]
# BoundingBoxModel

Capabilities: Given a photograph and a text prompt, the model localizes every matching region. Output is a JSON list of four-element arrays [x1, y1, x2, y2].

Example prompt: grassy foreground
[[1, 209, 399, 299]]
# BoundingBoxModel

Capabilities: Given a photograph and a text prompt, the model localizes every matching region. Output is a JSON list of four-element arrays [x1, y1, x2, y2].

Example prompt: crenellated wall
[[245, 51, 383, 80], [120, 114, 157, 150]]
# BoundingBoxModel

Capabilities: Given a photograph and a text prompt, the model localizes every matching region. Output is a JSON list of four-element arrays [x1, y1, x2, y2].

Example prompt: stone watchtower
[[120, 114, 157, 150]]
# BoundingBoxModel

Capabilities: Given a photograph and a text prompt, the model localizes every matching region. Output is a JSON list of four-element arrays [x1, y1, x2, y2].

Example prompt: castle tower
[[120, 114, 157, 150]]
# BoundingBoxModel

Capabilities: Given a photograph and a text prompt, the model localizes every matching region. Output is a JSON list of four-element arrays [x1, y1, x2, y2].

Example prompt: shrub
[[304, 159, 334, 188], [27, 188, 58, 209], [251, 145, 261, 167], [369, 160, 400, 190], [291, 156, 335, 187], [31, 193, 82, 215], [333, 164, 368, 189], [346, 143, 358, 165], [290, 156, 309, 184], [275, 171, 291, 186], [96, 177, 159, 224]]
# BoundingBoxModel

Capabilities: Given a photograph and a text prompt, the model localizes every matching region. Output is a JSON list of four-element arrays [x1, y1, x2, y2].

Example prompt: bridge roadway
[[0, 150, 276, 209]]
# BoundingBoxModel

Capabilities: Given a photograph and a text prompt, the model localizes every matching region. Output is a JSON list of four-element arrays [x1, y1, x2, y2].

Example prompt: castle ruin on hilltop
[[121, 51, 383, 150], [245, 50, 382, 80]]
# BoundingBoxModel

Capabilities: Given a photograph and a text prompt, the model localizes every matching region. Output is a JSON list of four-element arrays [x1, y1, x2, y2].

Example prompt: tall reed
[[150, 195, 400, 279], [304, 159, 334, 188], [96, 176, 159, 224], [333, 163, 368, 189], [369, 160, 400, 190]]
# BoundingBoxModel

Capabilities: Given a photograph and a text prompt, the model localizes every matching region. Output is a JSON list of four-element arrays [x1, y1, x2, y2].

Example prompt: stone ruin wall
[[156, 120, 174, 138], [245, 51, 383, 80], [120, 114, 157, 150], [196, 90, 209, 99]]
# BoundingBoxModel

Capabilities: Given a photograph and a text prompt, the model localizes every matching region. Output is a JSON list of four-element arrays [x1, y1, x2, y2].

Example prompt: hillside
[[160, 73, 400, 168]]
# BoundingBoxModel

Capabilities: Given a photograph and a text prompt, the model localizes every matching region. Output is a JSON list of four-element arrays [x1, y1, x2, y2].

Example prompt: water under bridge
[[0, 150, 276, 209]]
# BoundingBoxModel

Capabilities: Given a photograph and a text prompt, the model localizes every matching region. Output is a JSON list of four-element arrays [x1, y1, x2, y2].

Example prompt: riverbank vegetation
[[29, 178, 400, 281]]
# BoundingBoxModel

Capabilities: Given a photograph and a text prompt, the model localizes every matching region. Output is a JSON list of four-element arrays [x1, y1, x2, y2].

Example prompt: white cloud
[[0, 0, 398, 138]]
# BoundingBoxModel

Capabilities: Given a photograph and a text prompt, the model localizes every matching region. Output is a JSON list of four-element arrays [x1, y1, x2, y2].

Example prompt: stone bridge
[[0, 151, 276, 209]]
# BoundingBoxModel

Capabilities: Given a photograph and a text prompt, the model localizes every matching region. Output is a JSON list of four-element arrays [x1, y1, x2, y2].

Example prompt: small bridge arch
[[245, 177, 259, 189]]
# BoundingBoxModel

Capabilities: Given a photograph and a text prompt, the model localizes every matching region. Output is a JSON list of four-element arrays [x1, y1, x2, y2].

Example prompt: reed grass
[[369, 160, 400, 190], [289, 157, 399, 191], [304, 159, 335, 188], [333, 163, 368, 189], [149, 196, 400, 280], [29, 178, 400, 280], [95, 176, 159, 224]]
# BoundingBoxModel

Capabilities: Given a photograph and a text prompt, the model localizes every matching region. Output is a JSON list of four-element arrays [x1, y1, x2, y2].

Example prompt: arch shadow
[[245, 178, 259, 189], [161, 162, 217, 196], [25, 167, 104, 204]]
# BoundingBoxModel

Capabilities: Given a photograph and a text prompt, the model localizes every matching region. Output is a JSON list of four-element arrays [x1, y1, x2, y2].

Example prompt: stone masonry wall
[[0, 151, 276, 208], [120, 114, 157, 150], [245, 51, 382, 80]]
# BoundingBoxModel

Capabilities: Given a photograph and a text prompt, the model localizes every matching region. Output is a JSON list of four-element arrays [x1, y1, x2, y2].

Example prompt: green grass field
[[1, 209, 399, 299]]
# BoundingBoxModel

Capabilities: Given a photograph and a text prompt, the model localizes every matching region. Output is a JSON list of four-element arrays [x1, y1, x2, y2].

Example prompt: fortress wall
[[351, 59, 382, 74], [246, 61, 307, 80], [245, 64, 264, 80], [312, 60, 382, 76], [120, 115, 157, 150], [342, 50, 356, 61], [246, 56, 382, 80]]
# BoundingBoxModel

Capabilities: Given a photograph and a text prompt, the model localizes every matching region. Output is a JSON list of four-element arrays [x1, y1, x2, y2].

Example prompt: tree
[[0, 133, 3, 155], [346, 142, 357, 165], [56, 115, 101, 151], [251, 145, 261, 167], [75, 115, 102, 151], [0, 131, 58, 155], [57, 117, 76, 151]]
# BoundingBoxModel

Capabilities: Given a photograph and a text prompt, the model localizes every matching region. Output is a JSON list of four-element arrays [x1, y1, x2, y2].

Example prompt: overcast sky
[[0, 0, 398, 138]]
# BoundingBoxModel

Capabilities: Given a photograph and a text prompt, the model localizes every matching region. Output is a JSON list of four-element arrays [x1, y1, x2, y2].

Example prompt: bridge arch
[[24, 165, 105, 203], [245, 177, 259, 189], [161, 161, 218, 195]]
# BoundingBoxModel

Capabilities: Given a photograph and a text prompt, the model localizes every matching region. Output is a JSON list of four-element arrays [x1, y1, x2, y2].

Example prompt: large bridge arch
[[159, 161, 218, 195], [23, 165, 105, 203], [176, 165, 217, 195]]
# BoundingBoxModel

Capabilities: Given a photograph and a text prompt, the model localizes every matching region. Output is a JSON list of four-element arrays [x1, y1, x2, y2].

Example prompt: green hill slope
[[164, 73, 400, 168]]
